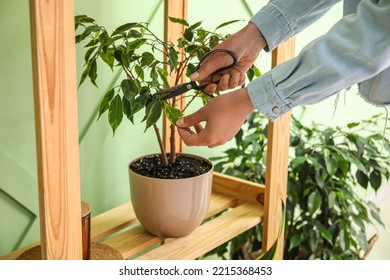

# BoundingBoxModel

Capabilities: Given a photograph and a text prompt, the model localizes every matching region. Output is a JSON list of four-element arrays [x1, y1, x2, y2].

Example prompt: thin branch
[[153, 124, 168, 166]]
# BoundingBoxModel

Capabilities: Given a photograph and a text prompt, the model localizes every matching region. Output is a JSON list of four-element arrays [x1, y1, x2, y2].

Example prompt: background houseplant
[[204, 111, 390, 259]]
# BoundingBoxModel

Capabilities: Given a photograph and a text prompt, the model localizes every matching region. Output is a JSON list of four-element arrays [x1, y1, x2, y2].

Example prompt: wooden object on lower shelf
[[16, 243, 123, 260]]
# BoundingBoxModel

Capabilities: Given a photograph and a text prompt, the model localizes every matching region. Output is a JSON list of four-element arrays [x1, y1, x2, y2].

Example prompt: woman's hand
[[191, 23, 267, 94], [176, 88, 255, 148]]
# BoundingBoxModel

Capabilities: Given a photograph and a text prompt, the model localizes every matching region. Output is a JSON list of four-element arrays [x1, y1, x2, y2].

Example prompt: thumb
[[176, 109, 206, 128], [190, 62, 220, 81], [190, 52, 230, 81]]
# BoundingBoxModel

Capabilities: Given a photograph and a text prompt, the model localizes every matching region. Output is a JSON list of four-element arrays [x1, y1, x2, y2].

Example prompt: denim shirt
[[248, 0, 390, 121]]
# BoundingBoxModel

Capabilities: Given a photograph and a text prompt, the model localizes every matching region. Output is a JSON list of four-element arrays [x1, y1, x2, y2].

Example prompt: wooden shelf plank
[[102, 226, 161, 259], [213, 172, 265, 205], [91, 203, 137, 241], [137, 202, 263, 260]]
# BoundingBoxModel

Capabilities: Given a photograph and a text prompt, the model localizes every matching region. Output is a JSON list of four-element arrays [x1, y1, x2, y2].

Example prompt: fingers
[[177, 127, 206, 147], [176, 109, 206, 129], [190, 50, 235, 82], [201, 73, 245, 95]]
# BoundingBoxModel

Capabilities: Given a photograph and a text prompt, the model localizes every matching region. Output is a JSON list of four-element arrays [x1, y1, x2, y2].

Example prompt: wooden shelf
[[97, 173, 264, 260], [2, 172, 264, 260], [17, 0, 293, 260]]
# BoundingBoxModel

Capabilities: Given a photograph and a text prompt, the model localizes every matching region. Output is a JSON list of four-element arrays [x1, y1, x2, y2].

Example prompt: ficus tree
[[207, 112, 389, 259], [75, 16, 260, 166]]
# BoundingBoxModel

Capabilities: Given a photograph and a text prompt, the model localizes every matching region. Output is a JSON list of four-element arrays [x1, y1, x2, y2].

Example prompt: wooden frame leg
[[29, 0, 82, 259]]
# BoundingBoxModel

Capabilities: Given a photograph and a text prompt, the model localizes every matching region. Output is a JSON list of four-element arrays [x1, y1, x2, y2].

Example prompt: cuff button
[[272, 106, 282, 114]]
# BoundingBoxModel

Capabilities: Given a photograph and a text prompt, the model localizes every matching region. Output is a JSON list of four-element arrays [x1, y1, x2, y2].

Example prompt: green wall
[[1, 0, 388, 258]]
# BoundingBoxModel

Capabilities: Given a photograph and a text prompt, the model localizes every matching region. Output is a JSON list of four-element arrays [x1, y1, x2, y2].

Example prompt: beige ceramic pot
[[129, 153, 213, 238]]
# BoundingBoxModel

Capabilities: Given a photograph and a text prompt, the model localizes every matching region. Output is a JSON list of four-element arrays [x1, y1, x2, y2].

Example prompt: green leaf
[[108, 95, 123, 135], [127, 38, 147, 51], [75, 15, 96, 25], [98, 88, 115, 119], [164, 103, 183, 125], [135, 65, 144, 80], [325, 157, 337, 176], [157, 68, 170, 88], [184, 29, 194, 41], [291, 156, 306, 169], [328, 191, 337, 209], [308, 192, 321, 217], [317, 224, 333, 245], [145, 100, 162, 131], [84, 47, 97, 62], [209, 35, 219, 49], [168, 17, 189, 27], [369, 170, 382, 191], [343, 152, 367, 173], [121, 79, 138, 102], [338, 229, 350, 251], [122, 96, 133, 123], [215, 19, 242, 30], [128, 29, 143, 38], [370, 208, 384, 227], [99, 48, 115, 70], [78, 63, 90, 87], [251, 64, 262, 77], [141, 52, 154, 67], [347, 122, 359, 129], [337, 156, 349, 176], [288, 234, 303, 251], [188, 21, 202, 31], [356, 170, 369, 189], [112, 22, 141, 35], [168, 46, 178, 73], [247, 68, 254, 81], [88, 59, 98, 86], [186, 63, 197, 77], [76, 25, 101, 43]]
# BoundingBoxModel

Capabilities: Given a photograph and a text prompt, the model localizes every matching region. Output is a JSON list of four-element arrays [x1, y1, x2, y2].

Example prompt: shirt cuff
[[247, 71, 292, 122], [250, 4, 292, 52]]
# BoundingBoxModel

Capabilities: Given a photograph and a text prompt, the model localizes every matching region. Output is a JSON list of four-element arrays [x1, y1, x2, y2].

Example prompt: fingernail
[[190, 72, 199, 80], [176, 118, 184, 126]]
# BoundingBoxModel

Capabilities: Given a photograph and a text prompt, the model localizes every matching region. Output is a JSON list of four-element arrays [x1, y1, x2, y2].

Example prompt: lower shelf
[[1, 172, 265, 260], [92, 172, 265, 260]]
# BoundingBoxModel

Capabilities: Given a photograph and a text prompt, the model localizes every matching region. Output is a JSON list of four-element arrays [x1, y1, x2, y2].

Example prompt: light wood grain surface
[[262, 37, 296, 259], [29, 0, 82, 259], [163, 0, 188, 153]]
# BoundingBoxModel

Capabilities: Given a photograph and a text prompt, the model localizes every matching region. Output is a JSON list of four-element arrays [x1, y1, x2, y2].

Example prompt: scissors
[[156, 49, 237, 100]]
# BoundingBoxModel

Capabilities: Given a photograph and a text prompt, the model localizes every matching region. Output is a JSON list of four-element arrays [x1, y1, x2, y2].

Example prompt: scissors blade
[[157, 81, 197, 100]]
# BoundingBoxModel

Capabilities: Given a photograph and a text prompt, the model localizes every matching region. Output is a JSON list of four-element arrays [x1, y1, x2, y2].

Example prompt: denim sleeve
[[250, 0, 341, 51], [247, 0, 390, 121]]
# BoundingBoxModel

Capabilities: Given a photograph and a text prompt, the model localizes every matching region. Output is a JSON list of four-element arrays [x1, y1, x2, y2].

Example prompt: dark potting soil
[[129, 154, 212, 179]]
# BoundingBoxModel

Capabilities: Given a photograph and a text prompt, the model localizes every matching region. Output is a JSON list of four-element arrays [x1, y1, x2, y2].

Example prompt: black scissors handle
[[158, 49, 237, 100], [197, 49, 237, 75]]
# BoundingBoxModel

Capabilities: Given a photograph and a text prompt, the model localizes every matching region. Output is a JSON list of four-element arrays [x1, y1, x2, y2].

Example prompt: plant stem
[[153, 124, 168, 166], [170, 123, 176, 163]]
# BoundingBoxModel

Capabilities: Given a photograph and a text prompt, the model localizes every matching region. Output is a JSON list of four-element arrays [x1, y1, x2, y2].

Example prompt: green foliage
[[75, 15, 255, 135], [207, 112, 390, 260]]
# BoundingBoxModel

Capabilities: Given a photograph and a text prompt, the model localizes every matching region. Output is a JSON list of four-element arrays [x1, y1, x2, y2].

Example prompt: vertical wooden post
[[29, 0, 82, 259], [262, 37, 295, 259], [163, 0, 187, 153]]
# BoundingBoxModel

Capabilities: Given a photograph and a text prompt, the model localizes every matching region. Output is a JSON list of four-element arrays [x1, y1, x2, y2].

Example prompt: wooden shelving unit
[[1, 0, 295, 260]]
